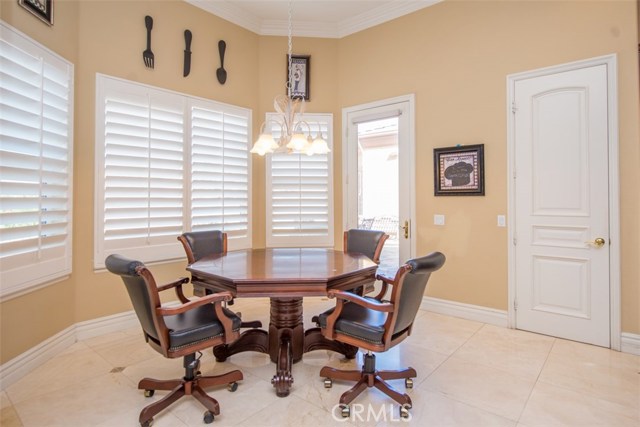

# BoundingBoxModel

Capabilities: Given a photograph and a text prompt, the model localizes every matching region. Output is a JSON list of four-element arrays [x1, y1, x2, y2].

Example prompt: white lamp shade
[[286, 133, 310, 153], [308, 136, 331, 155], [250, 133, 276, 156]]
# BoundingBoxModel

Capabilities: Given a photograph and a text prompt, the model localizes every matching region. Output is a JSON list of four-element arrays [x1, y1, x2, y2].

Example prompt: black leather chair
[[178, 230, 227, 268], [343, 229, 389, 295], [178, 230, 262, 329], [344, 228, 389, 265], [318, 252, 446, 419], [105, 254, 244, 427]]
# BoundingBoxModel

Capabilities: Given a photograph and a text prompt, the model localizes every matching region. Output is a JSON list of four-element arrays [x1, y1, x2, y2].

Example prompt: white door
[[512, 63, 612, 347], [343, 95, 415, 267]]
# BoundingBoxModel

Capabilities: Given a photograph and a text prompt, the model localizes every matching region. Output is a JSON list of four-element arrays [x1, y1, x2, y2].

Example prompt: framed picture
[[18, 0, 53, 25], [287, 54, 310, 100], [434, 144, 485, 196]]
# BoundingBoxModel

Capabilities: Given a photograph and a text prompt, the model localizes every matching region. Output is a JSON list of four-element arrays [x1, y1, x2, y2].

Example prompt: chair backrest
[[391, 252, 446, 335], [344, 229, 389, 264], [105, 254, 162, 344], [178, 230, 227, 263]]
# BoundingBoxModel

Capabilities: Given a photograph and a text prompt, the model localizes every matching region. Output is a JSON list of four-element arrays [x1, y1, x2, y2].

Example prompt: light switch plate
[[434, 214, 445, 226], [497, 215, 506, 227]]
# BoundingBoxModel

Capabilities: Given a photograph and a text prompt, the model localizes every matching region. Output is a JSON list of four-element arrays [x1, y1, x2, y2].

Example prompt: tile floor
[[1, 297, 638, 427]]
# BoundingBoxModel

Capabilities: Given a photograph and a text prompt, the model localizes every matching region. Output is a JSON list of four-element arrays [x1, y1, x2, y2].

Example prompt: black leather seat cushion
[[318, 298, 387, 344], [165, 305, 241, 350]]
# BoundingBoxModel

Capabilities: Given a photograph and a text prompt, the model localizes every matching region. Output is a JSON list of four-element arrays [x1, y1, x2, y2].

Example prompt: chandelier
[[250, 1, 330, 156]]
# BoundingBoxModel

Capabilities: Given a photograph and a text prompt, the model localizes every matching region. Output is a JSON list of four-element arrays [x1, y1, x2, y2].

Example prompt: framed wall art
[[287, 54, 310, 100], [434, 144, 485, 196], [18, 0, 53, 26]]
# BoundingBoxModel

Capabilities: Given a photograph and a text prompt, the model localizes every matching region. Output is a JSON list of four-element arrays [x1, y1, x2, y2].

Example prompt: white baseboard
[[621, 332, 640, 356], [420, 296, 640, 356], [0, 325, 76, 390], [0, 310, 137, 390], [420, 296, 508, 327], [75, 310, 138, 341]]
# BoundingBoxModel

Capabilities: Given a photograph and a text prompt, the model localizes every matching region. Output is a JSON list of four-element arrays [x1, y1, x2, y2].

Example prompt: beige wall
[[1, 0, 638, 364], [338, 0, 640, 329], [0, 0, 260, 363]]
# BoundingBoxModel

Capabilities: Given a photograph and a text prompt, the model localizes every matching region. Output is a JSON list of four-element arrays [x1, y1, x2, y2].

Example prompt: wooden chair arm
[[375, 271, 396, 285], [156, 277, 190, 304], [327, 290, 394, 312], [157, 291, 233, 316]]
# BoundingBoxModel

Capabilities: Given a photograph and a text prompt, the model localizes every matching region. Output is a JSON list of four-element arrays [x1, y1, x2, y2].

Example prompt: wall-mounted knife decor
[[216, 40, 227, 84], [142, 15, 154, 69], [183, 30, 192, 77]]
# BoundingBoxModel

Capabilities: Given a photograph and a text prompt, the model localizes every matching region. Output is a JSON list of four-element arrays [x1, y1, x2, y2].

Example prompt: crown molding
[[184, 0, 263, 34], [185, 0, 442, 39], [337, 0, 441, 38]]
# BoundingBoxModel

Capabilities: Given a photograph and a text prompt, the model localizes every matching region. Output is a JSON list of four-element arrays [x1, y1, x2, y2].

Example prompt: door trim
[[506, 54, 620, 350], [341, 94, 416, 259]]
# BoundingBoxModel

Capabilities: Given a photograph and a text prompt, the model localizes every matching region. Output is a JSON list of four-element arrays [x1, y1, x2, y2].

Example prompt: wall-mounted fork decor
[[143, 15, 154, 69]]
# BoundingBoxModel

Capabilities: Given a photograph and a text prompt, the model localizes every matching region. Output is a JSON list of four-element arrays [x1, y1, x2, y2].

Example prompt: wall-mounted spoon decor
[[142, 15, 154, 69], [183, 30, 192, 77], [216, 40, 227, 84]]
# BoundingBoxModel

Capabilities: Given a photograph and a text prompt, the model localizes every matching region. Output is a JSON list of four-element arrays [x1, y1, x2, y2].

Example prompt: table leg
[[268, 298, 304, 397], [213, 328, 268, 362], [303, 327, 359, 359]]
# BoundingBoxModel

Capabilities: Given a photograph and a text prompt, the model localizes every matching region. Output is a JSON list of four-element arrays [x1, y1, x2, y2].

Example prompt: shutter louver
[[95, 76, 251, 266], [101, 80, 184, 259], [0, 23, 73, 298], [267, 116, 333, 247], [191, 103, 250, 245]]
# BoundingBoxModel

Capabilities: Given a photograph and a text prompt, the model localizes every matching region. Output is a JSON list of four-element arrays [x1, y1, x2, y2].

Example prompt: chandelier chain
[[287, 0, 293, 98]]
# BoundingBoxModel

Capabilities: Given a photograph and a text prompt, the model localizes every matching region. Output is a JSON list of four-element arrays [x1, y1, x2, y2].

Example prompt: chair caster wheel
[[405, 378, 413, 388], [141, 418, 153, 427], [203, 410, 215, 424], [227, 381, 239, 392], [323, 378, 332, 388], [400, 405, 411, 419], [340, 404, 350, 418], [143, 389, 154, 398]]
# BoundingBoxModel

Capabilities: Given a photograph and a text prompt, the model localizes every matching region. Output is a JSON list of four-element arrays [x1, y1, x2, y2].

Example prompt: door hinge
[[513, 237, 517, 245], [511, 102, 518, 114], [514, 300, 518, 311]]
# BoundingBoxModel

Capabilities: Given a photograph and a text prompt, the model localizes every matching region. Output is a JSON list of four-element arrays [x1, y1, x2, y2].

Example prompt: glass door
[[344, 96, 415, 269], [356, 118, 399, 269]]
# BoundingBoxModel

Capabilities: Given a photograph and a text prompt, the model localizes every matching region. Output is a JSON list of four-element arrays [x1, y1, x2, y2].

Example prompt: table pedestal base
[[213, 297, 357, 397]]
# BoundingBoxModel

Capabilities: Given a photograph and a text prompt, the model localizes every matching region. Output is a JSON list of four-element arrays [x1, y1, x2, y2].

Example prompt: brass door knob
[[586, 237, 606, 248]]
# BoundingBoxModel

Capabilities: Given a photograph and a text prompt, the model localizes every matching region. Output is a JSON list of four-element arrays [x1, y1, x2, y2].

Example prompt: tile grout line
[[513, 337, 558, 424]]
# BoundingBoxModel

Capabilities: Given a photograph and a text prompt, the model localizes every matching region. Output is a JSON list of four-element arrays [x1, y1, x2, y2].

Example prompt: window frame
[[94, 74, 252, 269], [0, 22, 74, 300], [265, 112, 334, 248]]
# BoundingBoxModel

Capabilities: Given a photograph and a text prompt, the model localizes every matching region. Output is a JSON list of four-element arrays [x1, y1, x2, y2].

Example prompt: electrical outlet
[[497, 215, 506, 227], [434, 214, 445, 226]]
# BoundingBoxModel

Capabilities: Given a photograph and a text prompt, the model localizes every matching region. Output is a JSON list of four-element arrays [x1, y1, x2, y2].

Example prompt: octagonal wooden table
[[187, 248, 378, 397]]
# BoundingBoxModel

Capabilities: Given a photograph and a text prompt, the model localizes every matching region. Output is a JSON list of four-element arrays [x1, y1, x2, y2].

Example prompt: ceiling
[[185, 0, 442, 38]]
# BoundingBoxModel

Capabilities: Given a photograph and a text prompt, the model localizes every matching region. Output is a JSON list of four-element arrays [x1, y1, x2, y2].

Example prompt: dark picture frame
[[18, 0, 53, 26], [434, 144, 485, 196], [287, 54, 310, 100]]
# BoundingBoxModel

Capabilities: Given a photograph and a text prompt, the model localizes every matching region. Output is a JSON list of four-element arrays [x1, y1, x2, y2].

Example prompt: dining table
[[187, 247, 378, 397]]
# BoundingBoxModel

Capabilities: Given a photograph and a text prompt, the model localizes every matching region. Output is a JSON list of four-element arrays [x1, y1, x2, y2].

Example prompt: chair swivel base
[[137, 363, 243, 427], [319, 353, 415, 419]]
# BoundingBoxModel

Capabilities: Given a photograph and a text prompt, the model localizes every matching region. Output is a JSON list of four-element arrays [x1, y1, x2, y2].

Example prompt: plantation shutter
[[97, 77, 185, 264], [95, 75, 251, 267], [266, 114, 333, 247], [190, 101, 251, 248], [0, 22, 74, 297]]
